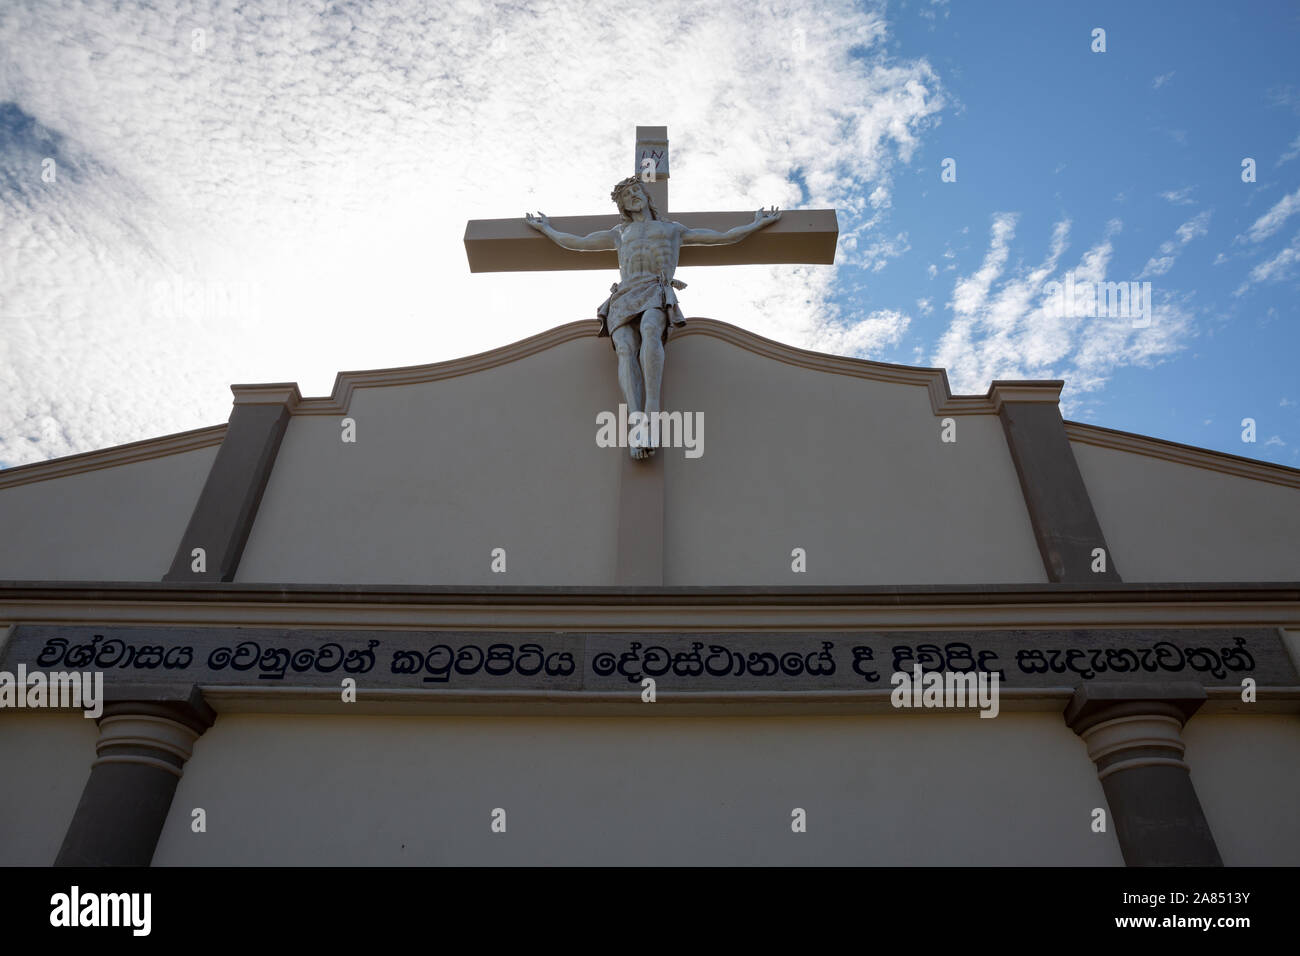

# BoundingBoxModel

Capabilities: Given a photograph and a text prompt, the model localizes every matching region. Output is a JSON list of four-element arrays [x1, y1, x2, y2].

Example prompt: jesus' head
[[611, 176, 661, 223]]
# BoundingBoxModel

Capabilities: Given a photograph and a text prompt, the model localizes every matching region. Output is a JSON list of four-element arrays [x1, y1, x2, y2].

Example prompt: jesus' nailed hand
[[524, 177, 780, 459]]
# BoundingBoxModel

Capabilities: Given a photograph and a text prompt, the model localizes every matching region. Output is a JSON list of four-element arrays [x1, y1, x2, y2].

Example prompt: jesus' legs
[[639, 307, 668, 430], [611, 325, 650, 459]]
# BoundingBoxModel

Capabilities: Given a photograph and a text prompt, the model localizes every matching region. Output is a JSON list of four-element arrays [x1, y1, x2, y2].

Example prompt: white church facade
[[1, 317, 1298, 866]]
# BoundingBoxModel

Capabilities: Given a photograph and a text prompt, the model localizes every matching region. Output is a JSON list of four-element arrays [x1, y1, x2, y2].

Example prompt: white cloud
[[1152, 72, 1175, 90], [1160, 187, 1195, 205], [1138, 210, 1210, 278], [1140, 256, 1176, 278], [1242, 186, 1300, 242], [806, 308, 910, 356], [932, 215, 1192, 404], [1269, 85, 1300, 114], [859, 231, 911, 271], [1277, 133, 1300, 166], [0, 0, 945, 466], [1235, 233, 1300, 294], [920, 0, 951, 23], [1175, 212, 1211, 244]]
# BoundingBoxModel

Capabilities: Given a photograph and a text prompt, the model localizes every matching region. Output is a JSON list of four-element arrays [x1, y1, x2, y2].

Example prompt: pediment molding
[[268, 317, 1057, 417], [0, 425, 227, 490], [276, 320, 599, 415], [1065, 420, 1300, 490]]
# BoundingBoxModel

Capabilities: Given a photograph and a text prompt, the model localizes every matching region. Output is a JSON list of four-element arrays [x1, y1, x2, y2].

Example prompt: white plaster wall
[[0, 447, 217, 581], [663, 335, 1045, 584], [1185, 715, 1300, 866], [153, 713, 1120, 865], [0, 713, 97, 865], [236, 336, 623, 585], [237, 332, 1046, 586], [1073, 442, 1300, 582]]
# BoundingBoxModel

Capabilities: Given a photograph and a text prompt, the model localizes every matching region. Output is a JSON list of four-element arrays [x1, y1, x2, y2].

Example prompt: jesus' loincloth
[[596, 273, 687, 347]]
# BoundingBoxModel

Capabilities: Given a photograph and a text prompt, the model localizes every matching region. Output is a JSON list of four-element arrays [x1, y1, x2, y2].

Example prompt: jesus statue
[[526, 177, 781, 458]]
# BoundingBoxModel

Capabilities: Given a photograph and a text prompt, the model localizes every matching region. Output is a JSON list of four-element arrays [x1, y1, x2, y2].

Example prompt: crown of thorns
[[610, 176, 645, 203]]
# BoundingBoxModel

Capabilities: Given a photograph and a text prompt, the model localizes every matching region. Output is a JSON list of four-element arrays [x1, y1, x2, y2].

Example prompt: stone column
[[991, 382, 1121, 583], [55, 686, 215, 867], [1065, 682, 1222, 866], [164, 383, 299, 582]]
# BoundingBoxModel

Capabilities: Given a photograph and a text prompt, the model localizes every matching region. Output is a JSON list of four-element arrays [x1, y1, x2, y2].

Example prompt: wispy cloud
[[1268, 85, 1300, 115], [1152, 71, 1175, 90], [1160, 187, 1195, 205], [807, 308, 910, 355], [1276, 132, 1300, 166], [1235, 233, 1300, 294], [933, 214, 1192, 403], [1139, 210, 1210, 278], [919, 0, 951, 24], [1241, 186, 1300, 242], [858, 232, 911, 272]]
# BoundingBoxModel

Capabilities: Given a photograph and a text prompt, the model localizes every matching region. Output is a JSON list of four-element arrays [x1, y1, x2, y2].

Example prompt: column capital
[[1064, 680, 1205, 735], [93, 684, 215, 776]]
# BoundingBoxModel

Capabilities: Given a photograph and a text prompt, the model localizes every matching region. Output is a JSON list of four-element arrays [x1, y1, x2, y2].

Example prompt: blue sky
[[880, 0, 1300, 462], [1, 0, 1298, 467]]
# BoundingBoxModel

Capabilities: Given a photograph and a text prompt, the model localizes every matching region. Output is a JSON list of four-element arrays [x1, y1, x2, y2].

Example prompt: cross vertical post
[[634, 125, 669, 215]]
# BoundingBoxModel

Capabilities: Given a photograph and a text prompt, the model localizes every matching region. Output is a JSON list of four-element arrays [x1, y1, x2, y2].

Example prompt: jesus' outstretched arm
[[524, 212, 618, 251], [679, 206, 782, 245]]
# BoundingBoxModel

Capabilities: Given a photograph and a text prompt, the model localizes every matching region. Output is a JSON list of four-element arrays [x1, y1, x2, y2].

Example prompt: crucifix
[[463, 126, 838, 459]]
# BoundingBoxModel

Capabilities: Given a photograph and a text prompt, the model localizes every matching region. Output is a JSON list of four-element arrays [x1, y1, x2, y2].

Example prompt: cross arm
[[464, 209, 838, 273]]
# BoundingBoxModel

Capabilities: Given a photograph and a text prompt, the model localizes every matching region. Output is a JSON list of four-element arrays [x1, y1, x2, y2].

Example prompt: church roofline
[[2, 319, 1298, 490], [1063, 420, 1300, 490], [219, 316, 1300, 490], [230, 317, 1064, 418], [0, 424, 227, 491]]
